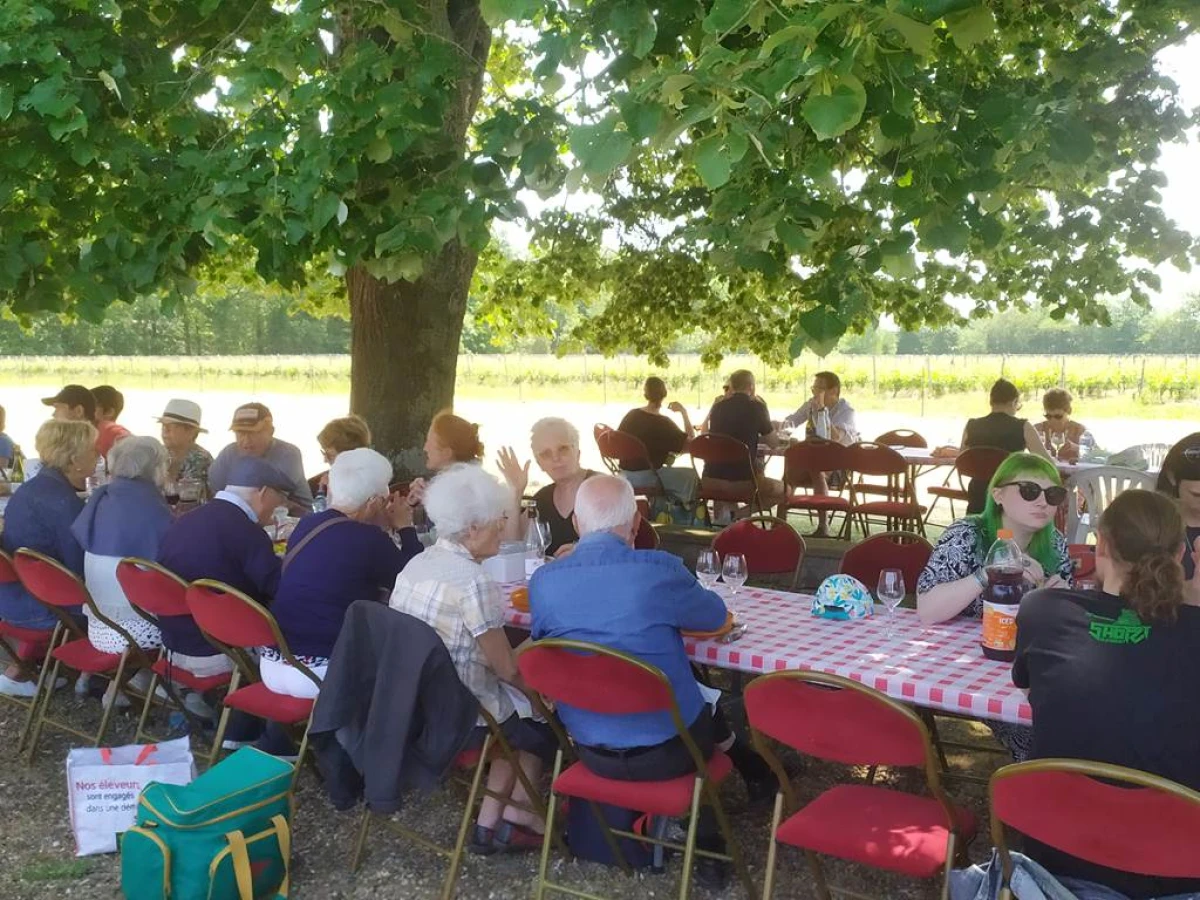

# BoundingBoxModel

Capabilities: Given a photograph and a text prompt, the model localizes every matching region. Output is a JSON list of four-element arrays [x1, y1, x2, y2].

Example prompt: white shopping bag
[[66, 735, 195, 856]]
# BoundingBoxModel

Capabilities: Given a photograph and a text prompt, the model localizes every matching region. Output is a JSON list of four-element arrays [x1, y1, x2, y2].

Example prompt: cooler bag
[[121, 748, 293, 900]]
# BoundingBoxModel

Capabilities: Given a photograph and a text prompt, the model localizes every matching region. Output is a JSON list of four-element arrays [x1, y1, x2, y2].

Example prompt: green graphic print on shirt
[[1088, 607, 1151, 645]]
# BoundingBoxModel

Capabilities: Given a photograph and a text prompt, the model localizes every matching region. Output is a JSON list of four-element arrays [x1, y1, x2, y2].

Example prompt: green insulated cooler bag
[[120, 748, 293, 900]]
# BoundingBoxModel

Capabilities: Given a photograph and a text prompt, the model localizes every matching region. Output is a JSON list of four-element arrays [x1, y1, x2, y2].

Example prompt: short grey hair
[[530, 417, 579, 451], [424, 463, 510, 538], [107, 435, 168, 486], [328, 447, 391, 512], [575, 475, 637, 536]]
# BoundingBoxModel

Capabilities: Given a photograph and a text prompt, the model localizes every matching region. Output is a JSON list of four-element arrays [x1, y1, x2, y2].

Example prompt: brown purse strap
[[281, 515, 354, 573]]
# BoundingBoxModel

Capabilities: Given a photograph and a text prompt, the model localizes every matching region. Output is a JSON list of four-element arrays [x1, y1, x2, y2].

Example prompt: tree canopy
[[0, 0, 1196, 451]]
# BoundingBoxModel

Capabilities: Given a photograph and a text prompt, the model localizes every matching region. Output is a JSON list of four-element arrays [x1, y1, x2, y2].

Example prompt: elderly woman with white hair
[[262, 448, 420, 700], [72, 435, 174, 656], [498, 416, 599, 557], [390, 463, 554, 854]]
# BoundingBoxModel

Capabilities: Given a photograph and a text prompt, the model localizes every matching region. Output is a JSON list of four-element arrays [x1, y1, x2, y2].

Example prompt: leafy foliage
[[0, 0, 1196, 381]]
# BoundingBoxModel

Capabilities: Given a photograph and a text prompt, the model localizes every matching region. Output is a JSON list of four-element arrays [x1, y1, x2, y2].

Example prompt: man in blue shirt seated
[[207, 402, 314, 515], [529, 474, 774, 888]]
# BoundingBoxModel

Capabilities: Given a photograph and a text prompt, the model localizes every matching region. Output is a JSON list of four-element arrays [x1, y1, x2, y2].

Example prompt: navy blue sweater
[[272, 510, 422, 657], [157, 498, 281, 656]]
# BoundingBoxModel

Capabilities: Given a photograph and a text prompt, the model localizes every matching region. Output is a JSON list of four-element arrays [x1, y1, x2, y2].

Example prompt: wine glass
[[535, 519, 552, 554], [721, 553, 748, 609], [877, 569, 906, 639], [1049, 430, 1066, 458], [696, 549, 721, 590], [272, 505, 289, 541]]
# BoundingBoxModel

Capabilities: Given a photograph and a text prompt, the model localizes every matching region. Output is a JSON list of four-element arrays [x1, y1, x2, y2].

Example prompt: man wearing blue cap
[[156, 456, 291, 681]]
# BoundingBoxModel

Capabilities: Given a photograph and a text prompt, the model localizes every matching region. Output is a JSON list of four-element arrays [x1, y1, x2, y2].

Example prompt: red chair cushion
[[223, 682, 314, 724], [52, 638, 124, 674], [455, 747, 484, 769], [150, 657, 231, 693], [0, 621, 54, 644], [785, 495, 851, 511], [855, 501, 924, 517], [776, 784, 976, 878], [552, 751, 733, 817]]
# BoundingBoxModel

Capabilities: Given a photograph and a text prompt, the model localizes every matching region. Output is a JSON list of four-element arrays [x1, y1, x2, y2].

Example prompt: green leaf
[[0, 84, 12, 121], [919, 210, 970, 254], [797, 306, 847, 357], [47, 108, 87, 141], [776, 220, 813, 253], [570, 121, 633, 180], [618, 98, 664, 142], [801, 74, 867, 141], [694, 135, 733, 189], [23, 78, 78, 119], [703, 0, 748, 35], [480, 0, 540, 27], [1048, 118, 1095, 166], [609, 2, 658, 59], [944, 5, 996, 50], [879, 10, 936, 56], [98, 70, 122, 101], [366, 137, 392, 164]]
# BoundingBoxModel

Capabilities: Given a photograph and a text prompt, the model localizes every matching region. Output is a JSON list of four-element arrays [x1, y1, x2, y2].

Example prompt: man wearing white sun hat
[[156, 399, 213, 486]]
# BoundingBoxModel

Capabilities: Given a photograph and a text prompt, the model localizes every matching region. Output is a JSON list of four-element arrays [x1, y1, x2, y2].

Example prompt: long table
[[503, 584, 1030, 726]]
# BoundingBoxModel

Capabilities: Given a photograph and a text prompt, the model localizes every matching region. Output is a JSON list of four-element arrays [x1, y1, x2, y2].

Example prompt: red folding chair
[[779, 440, 852, 535], [925, 446, 1009, 525], [117, 558, 232, 747], [688, 433, 762, 524], [0, 550, 55, 749], [745, 670, 976, 899], [186, 579, 319, 788], [712, 516, 806, 591], [595, 426, 666, 499], [14, 548, 157, 762], [875, 429, 928, 449], [846, 443, 926, 537], [517, 639, 756, 899], [839, 531, 932, 596], [990, 759, 1200, 900]]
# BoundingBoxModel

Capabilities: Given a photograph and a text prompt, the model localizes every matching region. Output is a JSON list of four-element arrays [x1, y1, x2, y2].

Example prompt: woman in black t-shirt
[[616, 377, 698, 512], [1013, 489, 1200, 900]]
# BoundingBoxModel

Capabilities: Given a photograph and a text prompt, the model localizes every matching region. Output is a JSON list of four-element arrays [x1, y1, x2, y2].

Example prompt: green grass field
[[2, 353, 1198, 420]]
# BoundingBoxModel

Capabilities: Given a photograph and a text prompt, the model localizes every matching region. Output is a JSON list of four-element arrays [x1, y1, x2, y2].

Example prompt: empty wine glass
[[721, 553, 748, 608], [877, 568, 906, 639], [1049, 430, 1066, 458], [696, 549, 721, 590], [535, 519, 552, 553]]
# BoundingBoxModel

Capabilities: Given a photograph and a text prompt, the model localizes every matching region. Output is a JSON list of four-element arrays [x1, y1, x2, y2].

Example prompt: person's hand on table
[[406, 477, 427, 506], [496, 446, 529, 497], [553, 542, 576, 559], [1022, 556, 1047, 586]]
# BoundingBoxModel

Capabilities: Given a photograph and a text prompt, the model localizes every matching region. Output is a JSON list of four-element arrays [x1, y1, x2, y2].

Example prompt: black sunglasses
[[997, 481, 1068, 506]]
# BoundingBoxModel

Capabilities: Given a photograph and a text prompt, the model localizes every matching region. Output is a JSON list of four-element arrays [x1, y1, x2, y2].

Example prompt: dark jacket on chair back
[[309, 599, 478, 813]]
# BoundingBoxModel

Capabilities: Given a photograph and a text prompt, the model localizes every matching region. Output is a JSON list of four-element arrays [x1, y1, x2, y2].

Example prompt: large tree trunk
[[347, 240, 476, 475], [345, 0, 491, 474]]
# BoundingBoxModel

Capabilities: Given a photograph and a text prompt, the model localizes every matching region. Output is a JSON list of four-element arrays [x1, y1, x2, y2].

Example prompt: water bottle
[[980, 529, 1030, 662], [524, 511, 546, 579], [814, 407, 831, 440], [312, 488, 327, 513]]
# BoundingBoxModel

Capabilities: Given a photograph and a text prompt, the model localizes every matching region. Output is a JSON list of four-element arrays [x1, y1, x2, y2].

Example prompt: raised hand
[[496, 445, 530, 497]]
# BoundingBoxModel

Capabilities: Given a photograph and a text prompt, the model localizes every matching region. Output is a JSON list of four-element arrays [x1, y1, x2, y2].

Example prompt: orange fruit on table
[[510, 586, 530, 612]]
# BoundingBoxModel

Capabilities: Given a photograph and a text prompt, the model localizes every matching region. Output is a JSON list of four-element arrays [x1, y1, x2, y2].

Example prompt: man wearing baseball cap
[[156, 399, 213, 485], [42, 384, 96, 423], [207, 402, 313, 514]]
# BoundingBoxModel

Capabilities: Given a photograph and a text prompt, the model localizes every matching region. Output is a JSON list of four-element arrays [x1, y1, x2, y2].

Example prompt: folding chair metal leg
[[706, 779, 755, 899], [918, 709, 950, 772], [760, 792, 784, 899], [534, 750, 565, 900], [441, 733, 492, 900], [24, 655, 64, 764], [939, 833, 958, 900], [94, 652, 132, 748], [133, 670, 160, 745], [17, 624, 62, 755], [350, 807, 372, 873], [288, 710, 315, 795], [805, 850, 833, 900], [676, 777, 705, 900], [207, 669, 242, 768]]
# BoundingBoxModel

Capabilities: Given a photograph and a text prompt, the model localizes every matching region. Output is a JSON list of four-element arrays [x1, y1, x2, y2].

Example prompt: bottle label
[[981, 601, 1019, 652], [525, 556, 544, 579]]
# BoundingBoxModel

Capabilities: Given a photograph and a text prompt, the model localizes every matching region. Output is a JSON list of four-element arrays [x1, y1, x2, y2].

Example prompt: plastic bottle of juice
[[980, 529, 1028, 662]]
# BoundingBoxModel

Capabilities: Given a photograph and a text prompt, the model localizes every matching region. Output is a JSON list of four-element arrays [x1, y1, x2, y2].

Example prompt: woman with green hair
[[918, 452, 1074, 626]]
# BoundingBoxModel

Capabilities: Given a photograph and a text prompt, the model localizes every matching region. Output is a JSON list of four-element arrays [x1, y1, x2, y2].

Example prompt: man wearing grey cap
[[207, 402, 313, 514]]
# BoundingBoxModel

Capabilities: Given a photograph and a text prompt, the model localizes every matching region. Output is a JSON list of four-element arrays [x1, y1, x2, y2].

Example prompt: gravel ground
[[0, 684, 1006, 900]]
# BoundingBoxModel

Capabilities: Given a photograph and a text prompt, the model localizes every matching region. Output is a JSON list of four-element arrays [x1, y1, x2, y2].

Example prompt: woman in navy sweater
[[263, 448, 422, 698]]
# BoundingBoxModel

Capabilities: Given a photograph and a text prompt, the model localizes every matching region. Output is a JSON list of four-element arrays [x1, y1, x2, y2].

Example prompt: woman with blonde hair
[[0, 420, 98, 696]]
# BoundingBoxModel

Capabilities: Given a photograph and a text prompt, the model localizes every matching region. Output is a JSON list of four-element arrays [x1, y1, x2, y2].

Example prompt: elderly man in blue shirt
[[529, 474, 774, 888]]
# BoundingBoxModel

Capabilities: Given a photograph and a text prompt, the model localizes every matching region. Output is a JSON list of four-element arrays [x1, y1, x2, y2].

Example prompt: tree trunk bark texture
[[346, 0, 490, 475]]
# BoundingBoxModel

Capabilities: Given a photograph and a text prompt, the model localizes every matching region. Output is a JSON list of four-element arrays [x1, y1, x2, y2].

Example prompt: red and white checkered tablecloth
[[501, 583, 1031, 725]]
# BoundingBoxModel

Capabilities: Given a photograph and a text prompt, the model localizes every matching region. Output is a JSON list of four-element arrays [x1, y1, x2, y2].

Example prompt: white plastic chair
[[1113, 443, 1171, 470], [1066, 466, 1158, 544]]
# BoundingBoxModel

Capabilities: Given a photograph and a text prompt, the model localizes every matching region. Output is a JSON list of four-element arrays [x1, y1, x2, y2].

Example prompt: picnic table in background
[[502, 582, 1030, 726]]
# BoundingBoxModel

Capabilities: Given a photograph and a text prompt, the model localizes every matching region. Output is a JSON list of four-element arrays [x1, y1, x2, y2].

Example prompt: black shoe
[[468, 824, 498, 856], [695, 857, 731, 891]]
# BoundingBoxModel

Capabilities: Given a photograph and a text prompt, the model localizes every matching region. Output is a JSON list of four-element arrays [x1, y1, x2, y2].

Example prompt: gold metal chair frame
[[518, 638, 757, 900], [688, 434, 765, 527], [989, 757, 1200, 900], [189, 578, 320, 794], [747, 670, 969, 900], [0, 550, 52, 733], [120, 558, 225, 751], [349, 698, 565, 900], [16, 548, 159, 762], [844, 443, 927, 539]]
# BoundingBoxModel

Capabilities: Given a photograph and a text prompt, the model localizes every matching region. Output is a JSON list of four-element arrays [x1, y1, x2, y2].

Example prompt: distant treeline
[[0, 285, 1195, 358]]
